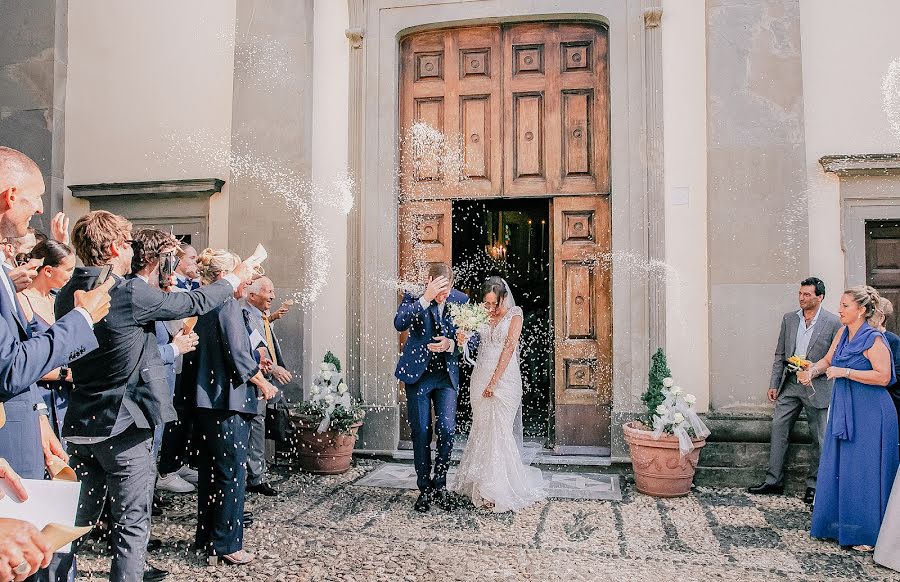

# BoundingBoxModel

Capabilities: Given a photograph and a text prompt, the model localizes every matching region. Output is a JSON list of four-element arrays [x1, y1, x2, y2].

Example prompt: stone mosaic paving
[[74, 460, 900, 581], [354, 462, 622, 501]]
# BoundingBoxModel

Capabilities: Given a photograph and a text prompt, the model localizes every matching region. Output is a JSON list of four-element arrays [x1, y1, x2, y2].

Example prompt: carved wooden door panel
[[551, 195, 612, 450], [400, 27, 502, 200], [503, 23, 610, 197]]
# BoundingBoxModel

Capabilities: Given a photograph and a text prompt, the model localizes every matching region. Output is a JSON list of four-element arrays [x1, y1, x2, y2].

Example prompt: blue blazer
[[0, 267, 97, 478], [394, 289, 467, 389], [182, 297, 261, 415]]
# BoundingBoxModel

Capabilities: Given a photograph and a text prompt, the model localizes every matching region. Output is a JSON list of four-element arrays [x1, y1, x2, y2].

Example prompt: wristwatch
[[59, 367, 70, 382]]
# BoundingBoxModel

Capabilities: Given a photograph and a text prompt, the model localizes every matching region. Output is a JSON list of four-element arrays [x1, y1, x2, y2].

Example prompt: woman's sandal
[[207, 550, 256, 566], [852, 545, 875, 553]]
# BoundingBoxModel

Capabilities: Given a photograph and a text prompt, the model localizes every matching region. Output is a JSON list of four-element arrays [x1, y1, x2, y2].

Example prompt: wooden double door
[[398, 23, 612, 450]]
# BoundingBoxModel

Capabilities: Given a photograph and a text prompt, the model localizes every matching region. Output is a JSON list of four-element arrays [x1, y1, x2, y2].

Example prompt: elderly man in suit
[[241, 276, 292, 496], [0, 147, 112, 582], [749, 277, 842, 504], [394, 262, 467, 513], [52, 211, 256, 582]]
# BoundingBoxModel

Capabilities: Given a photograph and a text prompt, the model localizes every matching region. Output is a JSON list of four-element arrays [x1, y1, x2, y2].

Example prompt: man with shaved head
[[0, 146, 112, 580]]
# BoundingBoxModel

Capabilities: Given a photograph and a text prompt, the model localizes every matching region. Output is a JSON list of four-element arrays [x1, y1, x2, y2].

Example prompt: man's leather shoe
[[803, 487, 816, 504], [147, 538, 163, 553], [433, 488, 453, 511], [414, 491, 430, 512], [747, 482, 784, 495], [247, 482, 278, 496], [143, 565, 168, 581]]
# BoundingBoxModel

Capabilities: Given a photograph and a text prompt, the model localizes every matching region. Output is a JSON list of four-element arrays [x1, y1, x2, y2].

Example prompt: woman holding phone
[[16, 239, 76, 439], [181, 248, 278, 566]]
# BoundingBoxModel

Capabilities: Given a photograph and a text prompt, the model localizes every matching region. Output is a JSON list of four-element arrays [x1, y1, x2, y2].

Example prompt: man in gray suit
[[749, 277, 841, 503], [241, 276, 291, 496]]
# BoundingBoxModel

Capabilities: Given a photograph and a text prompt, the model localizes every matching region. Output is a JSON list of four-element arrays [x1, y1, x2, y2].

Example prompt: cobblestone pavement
[[74, 460, 900, 581]]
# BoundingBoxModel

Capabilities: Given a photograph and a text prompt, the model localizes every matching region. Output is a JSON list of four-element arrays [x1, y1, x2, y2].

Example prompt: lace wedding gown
[[451, 306, 546, 512]]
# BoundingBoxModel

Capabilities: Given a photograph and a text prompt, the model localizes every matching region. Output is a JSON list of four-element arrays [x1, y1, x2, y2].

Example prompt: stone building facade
[[2, 0, 899, 481]]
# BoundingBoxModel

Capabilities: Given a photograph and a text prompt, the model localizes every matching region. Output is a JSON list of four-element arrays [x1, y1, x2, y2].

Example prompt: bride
[[451, 276, 546, 512]]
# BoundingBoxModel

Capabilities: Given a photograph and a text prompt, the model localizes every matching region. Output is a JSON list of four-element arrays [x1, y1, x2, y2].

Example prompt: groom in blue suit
[[395, 262, 467, 512]]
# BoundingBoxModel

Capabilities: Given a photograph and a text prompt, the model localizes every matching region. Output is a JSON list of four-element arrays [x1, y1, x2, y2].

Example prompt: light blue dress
[[811, 323, 899, 546]]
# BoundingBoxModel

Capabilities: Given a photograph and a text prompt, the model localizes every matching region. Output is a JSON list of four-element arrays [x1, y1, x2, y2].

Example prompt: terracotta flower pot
[[623, 421, 706, 497], [291, 417, 363, 475]]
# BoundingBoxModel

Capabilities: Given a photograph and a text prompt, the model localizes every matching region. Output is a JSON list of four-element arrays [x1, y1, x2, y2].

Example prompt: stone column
[[0, 0, 67, 231], [229, 0, 314, 399], [643, 4, 666, 352]]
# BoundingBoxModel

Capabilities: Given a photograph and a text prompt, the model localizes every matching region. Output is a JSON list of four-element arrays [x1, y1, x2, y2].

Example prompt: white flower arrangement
[[650, 376, 711, 456], [294, 353, 365, 434], [449, 302, 490, 365]]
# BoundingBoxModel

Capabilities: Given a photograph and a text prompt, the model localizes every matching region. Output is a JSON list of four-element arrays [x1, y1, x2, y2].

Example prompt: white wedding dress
[[450, 303, 546, 513]]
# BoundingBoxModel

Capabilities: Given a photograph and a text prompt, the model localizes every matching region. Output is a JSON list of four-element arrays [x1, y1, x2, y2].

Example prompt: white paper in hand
[[248, 243, 268, 266], [0, 479, 83, 552]]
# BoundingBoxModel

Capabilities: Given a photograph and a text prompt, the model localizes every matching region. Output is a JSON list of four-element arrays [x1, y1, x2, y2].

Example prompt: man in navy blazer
[[0, 147, 110, 482], [394, 262, 467, 512]]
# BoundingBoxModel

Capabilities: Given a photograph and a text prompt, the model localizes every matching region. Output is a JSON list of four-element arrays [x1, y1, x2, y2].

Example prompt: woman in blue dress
[[800, 286, 898, 551]]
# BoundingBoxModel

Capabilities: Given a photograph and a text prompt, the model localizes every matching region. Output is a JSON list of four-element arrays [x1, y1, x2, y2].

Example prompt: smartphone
[[93, 265, 112, 289], [159, 252, 179, 288]]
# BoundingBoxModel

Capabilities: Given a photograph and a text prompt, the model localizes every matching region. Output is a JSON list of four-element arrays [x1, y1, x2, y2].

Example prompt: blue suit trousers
[[405, 370, 457, 492]]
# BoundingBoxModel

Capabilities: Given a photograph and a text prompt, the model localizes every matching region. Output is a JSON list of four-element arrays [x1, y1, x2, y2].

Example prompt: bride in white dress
[[450, 276, 546, 513]]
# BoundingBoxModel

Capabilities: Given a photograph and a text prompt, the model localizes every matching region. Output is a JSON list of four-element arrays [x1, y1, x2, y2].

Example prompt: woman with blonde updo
[[804, 286, 898, 551], [181, 248, 278, 566]]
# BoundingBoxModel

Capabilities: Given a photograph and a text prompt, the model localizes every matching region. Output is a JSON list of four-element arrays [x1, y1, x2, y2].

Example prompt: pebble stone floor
[[73, 459, 900, 581]]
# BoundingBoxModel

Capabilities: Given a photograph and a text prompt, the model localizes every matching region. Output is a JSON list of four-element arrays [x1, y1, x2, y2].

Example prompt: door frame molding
[[347, 0, 664, 458]]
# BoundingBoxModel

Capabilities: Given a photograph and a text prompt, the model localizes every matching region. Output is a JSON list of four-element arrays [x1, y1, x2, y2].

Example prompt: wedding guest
[[181, 249, 278, 566], [16, 239, 77, 439], [174, 243, 200, 291], [53, 211, 256, 582], [874, 298, 900, 440], [807, 286, 898, 552], [748, 278, 841, 503], [130, 229, 199, 471], [241, 276, 292, 497], [873, 296, 900, 572]]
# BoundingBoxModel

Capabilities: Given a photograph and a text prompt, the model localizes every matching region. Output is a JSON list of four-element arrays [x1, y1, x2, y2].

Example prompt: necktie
[[263, 316, 278, 367]]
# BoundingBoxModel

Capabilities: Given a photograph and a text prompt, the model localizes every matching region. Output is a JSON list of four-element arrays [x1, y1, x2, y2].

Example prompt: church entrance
[[452, 199, 552, 439], [397, 21, 612, 453]]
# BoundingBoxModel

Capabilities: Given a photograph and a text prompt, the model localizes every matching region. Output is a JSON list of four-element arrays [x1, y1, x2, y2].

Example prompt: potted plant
[[623, 349, 711, 497], [290, 352, 365, 474]]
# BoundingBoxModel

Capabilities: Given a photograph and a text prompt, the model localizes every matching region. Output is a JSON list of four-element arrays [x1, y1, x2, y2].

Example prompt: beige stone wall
[[800, 0, 900, 297], [64, 0, 237, 248]]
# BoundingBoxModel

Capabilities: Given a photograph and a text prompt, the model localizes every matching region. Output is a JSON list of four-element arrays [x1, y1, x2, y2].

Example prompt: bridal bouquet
[[449, 301, 489, 365], [294, 352, 364, 434]]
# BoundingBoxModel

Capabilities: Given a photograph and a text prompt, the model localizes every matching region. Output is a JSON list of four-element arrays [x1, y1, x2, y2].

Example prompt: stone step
[[699, 440, 813, 468]]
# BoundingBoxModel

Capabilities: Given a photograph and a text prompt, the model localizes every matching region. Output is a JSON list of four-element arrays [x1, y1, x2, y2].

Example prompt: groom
[[395, 262, 468, 512]]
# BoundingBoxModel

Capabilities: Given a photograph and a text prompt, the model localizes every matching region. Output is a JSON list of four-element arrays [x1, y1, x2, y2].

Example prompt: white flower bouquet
[[448, 301, 490, 365], [650, 376, 711, 456], [294, 352, 364, 434]]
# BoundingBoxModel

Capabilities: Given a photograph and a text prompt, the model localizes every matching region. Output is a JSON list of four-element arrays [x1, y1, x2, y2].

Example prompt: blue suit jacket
[[0, 266, 98, 478], [394, 289, 467, 389], [182, 297, 261, 415]]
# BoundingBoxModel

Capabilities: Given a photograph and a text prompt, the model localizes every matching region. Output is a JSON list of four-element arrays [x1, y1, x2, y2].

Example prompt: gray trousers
[[247, 410, 268, 486], [765, 379, 828, 488], [50, 426, 155, 582]]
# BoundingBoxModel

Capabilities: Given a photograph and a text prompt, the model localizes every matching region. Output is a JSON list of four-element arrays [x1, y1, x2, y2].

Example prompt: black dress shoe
[[747, 482, 784, 495], [143, 565, 169, 581], [246, 482, 279, 496], [433, 488, 453, 511], [803, 487, 816, 504], [146, 538, 163, 553], [414, 491, 431, 512]]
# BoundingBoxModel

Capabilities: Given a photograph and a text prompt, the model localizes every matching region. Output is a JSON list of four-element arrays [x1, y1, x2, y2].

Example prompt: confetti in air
[[155, 130, 354, 307], [884, 58, 900, 142]]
